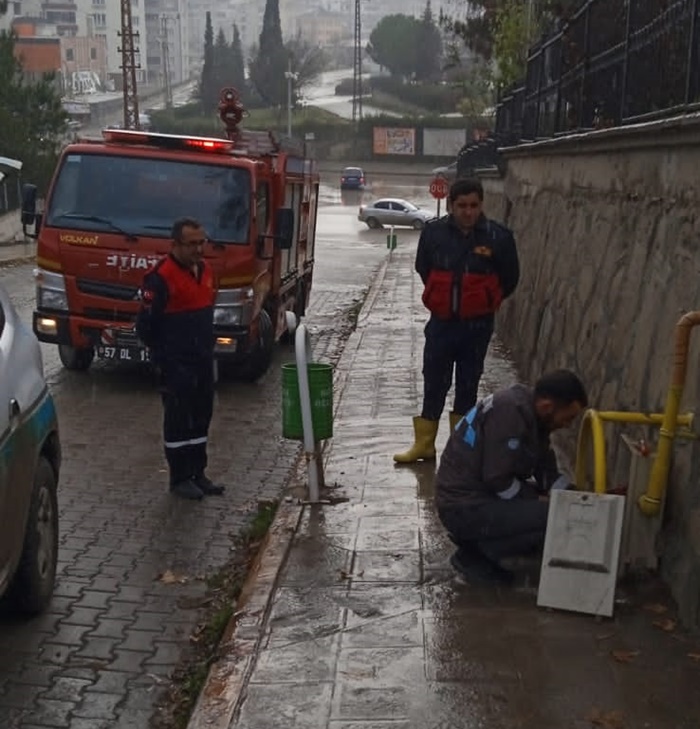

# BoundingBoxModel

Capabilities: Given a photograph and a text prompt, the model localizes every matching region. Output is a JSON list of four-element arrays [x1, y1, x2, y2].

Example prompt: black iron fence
[[495, 0, 700, 143]]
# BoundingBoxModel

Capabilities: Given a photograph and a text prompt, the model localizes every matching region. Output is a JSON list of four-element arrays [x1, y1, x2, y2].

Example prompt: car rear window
[[343, 168, 363, 175]]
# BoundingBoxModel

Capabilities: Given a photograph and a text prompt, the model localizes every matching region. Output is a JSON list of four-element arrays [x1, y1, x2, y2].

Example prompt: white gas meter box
[[537, 490, 626, 618]]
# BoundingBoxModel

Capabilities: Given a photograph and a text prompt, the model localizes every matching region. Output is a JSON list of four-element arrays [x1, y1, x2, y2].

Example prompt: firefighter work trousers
[[421, 316, 494, 421], [438, 491, 549, 563], [160, 359, 214, 486]]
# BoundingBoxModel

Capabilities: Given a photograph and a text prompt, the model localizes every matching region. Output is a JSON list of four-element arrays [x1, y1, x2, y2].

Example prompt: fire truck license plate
[[96, 345, 150, 363]]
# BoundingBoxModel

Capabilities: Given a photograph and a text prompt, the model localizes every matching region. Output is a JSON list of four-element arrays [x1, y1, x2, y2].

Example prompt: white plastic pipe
[[289, 314, 320, 503]]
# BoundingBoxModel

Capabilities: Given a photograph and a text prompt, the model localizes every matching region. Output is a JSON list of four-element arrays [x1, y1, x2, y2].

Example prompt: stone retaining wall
[[485, 115, 700, 628]]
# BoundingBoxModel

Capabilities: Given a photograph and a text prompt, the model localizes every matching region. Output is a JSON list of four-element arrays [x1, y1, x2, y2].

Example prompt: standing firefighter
[[136, 217, 225, 500], [394, 178, 520, 463]]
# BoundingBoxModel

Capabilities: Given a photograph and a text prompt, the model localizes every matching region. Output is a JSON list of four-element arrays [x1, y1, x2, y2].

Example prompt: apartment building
[[1, 1, 148, 86], [144, 0, 189, 87]]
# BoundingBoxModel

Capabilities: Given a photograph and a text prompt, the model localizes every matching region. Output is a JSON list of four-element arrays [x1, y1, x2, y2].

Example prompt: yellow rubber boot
[[449, 412, 464, 432], [393, 417, 439, 463]]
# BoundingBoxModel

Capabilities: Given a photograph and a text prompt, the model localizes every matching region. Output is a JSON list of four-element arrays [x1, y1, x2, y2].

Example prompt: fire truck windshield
[[45, 153, 251, 244]]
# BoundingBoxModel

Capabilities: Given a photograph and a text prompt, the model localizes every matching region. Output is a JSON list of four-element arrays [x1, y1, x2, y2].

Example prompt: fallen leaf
[[653, 618, 677, 632], [157, 569, 189, 585], [611, 649, 639, 664], [586, 708, 626, 728], [596, 632, 617, 641], [643, 603, 668, 615], [338, 569, 350, 580], [687, 652, 700, 662]]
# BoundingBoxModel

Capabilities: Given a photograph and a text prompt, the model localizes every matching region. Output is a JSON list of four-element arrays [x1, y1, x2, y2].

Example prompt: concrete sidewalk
[[191, 242, 700, 729]]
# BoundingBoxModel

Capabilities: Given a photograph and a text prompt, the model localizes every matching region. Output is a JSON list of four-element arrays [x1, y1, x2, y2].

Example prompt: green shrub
[[369, 76, 460, 114]]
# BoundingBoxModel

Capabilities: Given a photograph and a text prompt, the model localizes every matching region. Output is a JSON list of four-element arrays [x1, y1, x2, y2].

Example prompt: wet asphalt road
[[0, 175, 436, 728]]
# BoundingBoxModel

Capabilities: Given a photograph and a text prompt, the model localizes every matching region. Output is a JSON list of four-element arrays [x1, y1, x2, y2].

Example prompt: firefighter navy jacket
[[415, 214, 519, 320], [135, 254, 215, 367]]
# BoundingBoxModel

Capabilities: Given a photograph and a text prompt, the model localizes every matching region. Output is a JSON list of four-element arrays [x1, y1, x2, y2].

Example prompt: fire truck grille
[[77, 278, 140, 301], [83, 308, 137, 323]]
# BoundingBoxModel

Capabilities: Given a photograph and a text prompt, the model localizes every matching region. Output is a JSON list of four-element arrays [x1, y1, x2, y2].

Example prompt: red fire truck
[[21, 88, 319, 380]]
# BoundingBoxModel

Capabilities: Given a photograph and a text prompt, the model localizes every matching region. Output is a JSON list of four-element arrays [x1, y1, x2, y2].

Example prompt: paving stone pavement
[[0, 261, 374, 729], [227, 242, 700, 729]]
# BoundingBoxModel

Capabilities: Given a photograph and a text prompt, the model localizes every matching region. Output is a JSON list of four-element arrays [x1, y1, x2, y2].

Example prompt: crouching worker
[[435, 370, 588, 585]]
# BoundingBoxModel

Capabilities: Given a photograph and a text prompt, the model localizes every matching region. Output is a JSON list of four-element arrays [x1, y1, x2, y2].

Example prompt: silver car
[[0, 282, 61, 614], [358, 198, 434, 230]]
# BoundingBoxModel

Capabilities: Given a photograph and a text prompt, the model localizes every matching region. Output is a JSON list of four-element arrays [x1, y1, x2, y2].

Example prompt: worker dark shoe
[[449, 550, 515, 587], [170, 480, 204, 501], [193, 474, 225, 496]]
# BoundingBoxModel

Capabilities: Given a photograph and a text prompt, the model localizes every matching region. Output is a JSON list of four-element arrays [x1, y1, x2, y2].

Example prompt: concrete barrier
[[0, 209, 22, 245]]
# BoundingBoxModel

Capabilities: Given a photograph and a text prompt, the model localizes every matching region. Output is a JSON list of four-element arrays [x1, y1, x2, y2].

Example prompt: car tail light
[[360, 177, 365, 184]]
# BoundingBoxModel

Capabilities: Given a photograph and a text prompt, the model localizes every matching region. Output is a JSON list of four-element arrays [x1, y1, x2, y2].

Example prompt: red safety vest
[[158, 256, 215, 314], [422, 270, 502, 320]]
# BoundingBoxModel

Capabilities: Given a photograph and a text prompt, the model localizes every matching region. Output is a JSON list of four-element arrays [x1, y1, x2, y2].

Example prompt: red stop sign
[[429, 176, 449, 200]]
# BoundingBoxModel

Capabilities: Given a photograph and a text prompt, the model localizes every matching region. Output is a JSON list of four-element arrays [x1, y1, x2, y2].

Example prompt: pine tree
[[416, 1, 443, 81], [199, 12, 217, 112], [249, 0, 287, 107], [212, 27, 228, 91], [230, 24, 246, 95]]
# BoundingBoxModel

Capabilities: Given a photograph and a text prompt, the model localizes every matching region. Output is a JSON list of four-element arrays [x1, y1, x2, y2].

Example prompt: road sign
[[429, 176, 449, 200]]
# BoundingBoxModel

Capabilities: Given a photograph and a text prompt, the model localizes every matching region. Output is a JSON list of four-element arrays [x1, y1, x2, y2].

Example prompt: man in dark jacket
[[136, 217, 224, 501], [394, 177, 520, 463], [436, 370, 588, 585]]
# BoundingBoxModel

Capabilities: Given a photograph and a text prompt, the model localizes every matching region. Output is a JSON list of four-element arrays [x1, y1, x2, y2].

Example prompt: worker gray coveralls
[[435, 383, 568, 562]]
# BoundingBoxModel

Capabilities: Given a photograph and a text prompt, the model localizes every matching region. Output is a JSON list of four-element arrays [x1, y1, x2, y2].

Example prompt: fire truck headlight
[[35, 269, 68, 311], [213, 305, 243, 326], [213, 287, 254, 327]]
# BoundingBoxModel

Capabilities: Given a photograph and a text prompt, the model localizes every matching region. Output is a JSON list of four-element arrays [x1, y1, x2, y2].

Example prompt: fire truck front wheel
[[58, 344, 94, 372], [235, 309, 274, 382]]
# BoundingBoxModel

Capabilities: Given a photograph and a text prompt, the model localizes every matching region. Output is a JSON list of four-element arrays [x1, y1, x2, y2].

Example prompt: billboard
[[423, 128, 467, 157], [373, 127, 416, 156]]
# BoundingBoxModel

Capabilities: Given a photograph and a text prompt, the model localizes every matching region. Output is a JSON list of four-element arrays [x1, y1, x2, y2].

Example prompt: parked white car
[[358, 198, 435, 230], [0, 283, 60, 614]]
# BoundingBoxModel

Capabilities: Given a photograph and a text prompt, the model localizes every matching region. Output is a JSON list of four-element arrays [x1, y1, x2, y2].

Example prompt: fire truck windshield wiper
[[56, 213, 137, 239]]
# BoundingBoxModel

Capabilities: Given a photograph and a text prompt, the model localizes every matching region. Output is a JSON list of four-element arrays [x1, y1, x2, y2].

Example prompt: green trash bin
[[282, 362, 334, 441]]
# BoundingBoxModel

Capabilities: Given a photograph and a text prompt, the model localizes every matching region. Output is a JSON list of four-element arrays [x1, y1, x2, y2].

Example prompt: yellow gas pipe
[[574, 311, 700, 515], [575, 410, 694, 494], [639, 311, 700, 515]]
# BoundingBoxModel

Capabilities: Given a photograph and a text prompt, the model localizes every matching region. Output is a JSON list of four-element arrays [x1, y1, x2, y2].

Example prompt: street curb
[[0, 254, 36, 268], [186, 502, 302, 729], [185, 250, 395, 729]]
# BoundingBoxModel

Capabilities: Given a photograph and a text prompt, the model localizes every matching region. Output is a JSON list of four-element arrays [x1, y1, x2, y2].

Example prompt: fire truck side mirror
[[275, 208, 294, 251], [21, 183, 42, 238], [21, 183, 38, 231]]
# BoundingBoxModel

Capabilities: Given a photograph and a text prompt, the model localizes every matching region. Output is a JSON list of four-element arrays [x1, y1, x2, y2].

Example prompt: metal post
[[286, 314, 322, 504], [554, 32, 564, 134], [685, 0, 700, 105], [579, 1, 592, 129], [619, 0, 634, 123], [287, 60, 292, 137]]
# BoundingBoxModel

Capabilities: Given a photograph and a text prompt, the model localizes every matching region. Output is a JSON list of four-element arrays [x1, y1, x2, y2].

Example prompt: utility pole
[[284, 59, 298, 138], [352, 0, 362, 124], [161, 14, 173, 109], [118, 0, 141, 129]]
